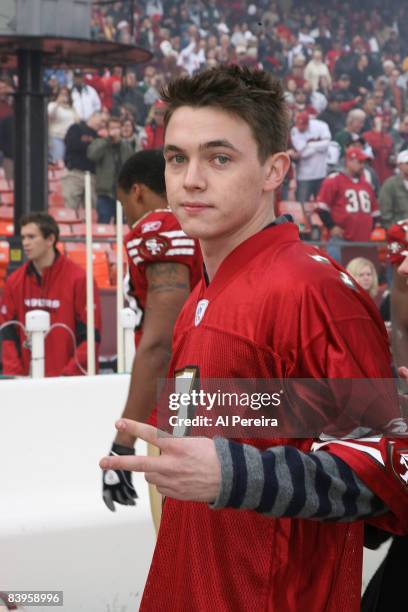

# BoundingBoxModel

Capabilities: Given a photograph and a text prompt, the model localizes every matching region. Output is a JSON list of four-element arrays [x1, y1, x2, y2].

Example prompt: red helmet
[[387, 219, 408, 265]]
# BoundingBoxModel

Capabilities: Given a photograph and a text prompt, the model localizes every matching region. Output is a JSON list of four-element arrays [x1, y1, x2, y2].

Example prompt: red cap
[[153, 99, 167, 109], [295, 111, 310, 126], [345, 146, 369, 161], [387, 220, 408, 266]]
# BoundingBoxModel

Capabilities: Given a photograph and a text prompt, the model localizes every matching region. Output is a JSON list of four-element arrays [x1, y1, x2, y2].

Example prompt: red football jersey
[[142, 223, 407, 612], [316, 172, 380, 241], [124, 209, 202, 345]]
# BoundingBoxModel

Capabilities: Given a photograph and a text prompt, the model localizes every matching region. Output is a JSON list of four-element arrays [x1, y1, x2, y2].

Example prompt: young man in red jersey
[[100, 67, 408, 610], [0, 212, 101, 376], [316, 145, 381, 261], [102, 150, 202, 511]]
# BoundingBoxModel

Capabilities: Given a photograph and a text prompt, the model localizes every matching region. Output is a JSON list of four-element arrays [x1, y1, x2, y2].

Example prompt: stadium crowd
[[0, 1, 408, 215]]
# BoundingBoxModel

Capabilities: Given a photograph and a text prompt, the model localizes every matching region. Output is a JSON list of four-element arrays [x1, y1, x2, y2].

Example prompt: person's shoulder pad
[[125, 210, 195, 266]]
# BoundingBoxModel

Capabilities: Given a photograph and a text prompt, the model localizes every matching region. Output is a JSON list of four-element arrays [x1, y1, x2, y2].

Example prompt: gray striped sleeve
[[211, 438, 388, 521]]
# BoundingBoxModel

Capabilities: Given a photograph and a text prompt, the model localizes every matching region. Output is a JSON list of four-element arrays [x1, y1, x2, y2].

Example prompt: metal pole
[[85, 171, 95, 375], [116, 199, 125, 373], [14, 49, 47, 227], [120, 307, 136, 373]]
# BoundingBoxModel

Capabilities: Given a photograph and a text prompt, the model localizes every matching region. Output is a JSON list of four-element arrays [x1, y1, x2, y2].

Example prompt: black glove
[[102, 443, 138, 511]]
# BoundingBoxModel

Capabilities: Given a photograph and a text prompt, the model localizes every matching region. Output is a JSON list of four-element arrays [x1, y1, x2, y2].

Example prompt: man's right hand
[[102, 443, 138, 511]]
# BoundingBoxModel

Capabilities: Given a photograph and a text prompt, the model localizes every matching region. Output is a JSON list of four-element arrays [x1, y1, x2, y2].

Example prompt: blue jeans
[[327, 235, 349, 263], [97, 195, 116, 224]]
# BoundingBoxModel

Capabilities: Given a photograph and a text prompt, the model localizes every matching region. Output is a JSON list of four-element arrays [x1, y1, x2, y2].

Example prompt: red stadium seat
[[0, 221, 14, 236], [58, 223, 72, 237], [92, 224, 116, 238], [49, 191, 65, 207], [49, 207, 78, 224], [0, 206, 13, 221], [67, 249, 111, 288], [77, 208, 97, 223], [64, 241, 86, 253], [92, 242, 111, 253]]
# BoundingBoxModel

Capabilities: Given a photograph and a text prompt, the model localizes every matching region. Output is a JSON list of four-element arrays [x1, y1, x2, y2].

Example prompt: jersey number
[[345, 189, 371, 213], [173, 367, 199, 437]]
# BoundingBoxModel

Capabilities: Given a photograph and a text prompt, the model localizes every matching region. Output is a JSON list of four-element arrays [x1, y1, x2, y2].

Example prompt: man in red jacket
[[0, 212, 101, 376]]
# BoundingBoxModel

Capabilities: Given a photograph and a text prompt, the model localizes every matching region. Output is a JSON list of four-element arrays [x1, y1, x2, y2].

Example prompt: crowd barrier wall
[[0, 374, 390, 610]]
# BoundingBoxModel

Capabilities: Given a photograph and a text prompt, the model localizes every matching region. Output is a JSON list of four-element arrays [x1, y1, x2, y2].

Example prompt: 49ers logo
[[139, 236, 169, 258], [390, 445, 408, 487]]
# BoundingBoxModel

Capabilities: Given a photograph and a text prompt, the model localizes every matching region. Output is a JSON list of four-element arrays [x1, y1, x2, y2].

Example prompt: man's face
[[398, 161, 408, 179], [21, 223, 54, 262], [117, 186, 143, 227], [164, 106, 282, 242], [346, 157, 365, 177], [108, 121, 122, 141], [351, 117, 364, 133]]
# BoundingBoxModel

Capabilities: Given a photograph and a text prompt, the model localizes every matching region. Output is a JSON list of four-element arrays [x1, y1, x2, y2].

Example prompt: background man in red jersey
[[102, 150, 201, 511], [0, 212, 101, 376], [101, 67, 407, 611], [316, 145, 381, 262]]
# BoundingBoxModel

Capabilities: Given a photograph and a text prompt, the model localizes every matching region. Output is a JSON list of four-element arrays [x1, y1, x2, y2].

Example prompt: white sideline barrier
[[0, 375, 155, 611], [0, 375, 389, 608]]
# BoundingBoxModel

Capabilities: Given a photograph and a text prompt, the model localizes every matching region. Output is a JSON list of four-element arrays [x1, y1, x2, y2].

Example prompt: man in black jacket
[[62, 111, 103, 212]]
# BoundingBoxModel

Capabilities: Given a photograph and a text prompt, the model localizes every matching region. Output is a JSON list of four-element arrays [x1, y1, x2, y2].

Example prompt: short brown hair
[[20, 212, 59, 246], [161, 65, 289, 161]]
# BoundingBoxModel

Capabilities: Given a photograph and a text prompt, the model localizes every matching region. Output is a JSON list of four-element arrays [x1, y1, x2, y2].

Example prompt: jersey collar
[[201, 220, 299, 301]]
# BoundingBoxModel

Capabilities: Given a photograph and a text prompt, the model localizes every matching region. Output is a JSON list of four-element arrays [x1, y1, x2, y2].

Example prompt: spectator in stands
[[335, 108, 366, 157], [291, 111, 331, 203], [143, 99, 166, 150], [47, 86, 78, 164], [113, 71, 147, 125], [0, 113, 13, 181], [0, 79, 13, 121], [363, 113, 396, 185], [121, 117, 146, 153], [87, 116, 133, 224], [0, 78, 14, 179], [318, 92, 345, 136], [392, 113, 408, 155], [349, 54, 374, 95], [346, 257, 379, 300], [70, 69, 102, 121], [379, 150, 408, 228], [304, 48, 332, 92], [0, 212, 101, 377], [316, 146, 381, 262], [62, 111, 103, 213]]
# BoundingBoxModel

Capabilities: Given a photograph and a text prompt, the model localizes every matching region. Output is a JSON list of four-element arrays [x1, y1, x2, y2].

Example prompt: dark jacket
[[87, 137, 133, 198], [64, 121, 98, 172]]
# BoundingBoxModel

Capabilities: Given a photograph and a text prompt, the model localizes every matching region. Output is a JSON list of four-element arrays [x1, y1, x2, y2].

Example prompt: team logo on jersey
[[195, 299, 209, 326], [139, 236, 169, 258], [141, 220, 162, 234], [339, 271, 357, 291], [310, 254, 330, 265], [391, 446, 408, 487]]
